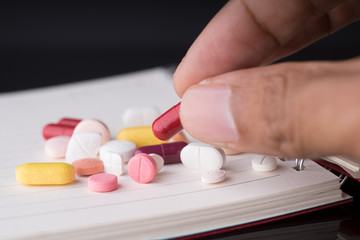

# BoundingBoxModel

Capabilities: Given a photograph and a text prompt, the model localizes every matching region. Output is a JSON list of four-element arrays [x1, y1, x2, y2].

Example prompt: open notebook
[[0, 68, 351, 239]]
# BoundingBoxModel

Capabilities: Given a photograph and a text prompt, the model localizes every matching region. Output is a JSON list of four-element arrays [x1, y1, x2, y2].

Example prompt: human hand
[[173, 0, 360, 158]]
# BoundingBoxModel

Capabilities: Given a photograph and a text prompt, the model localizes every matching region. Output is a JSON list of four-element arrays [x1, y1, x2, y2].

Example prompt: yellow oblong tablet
[[116, 126, 168, 147], [16, 163, 75, 185]]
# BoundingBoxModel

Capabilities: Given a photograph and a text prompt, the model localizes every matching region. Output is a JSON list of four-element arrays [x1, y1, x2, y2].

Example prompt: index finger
[[173, 0, 354, 97]]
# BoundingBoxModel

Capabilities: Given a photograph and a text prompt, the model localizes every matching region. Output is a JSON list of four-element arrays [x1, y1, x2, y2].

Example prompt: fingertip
[[180, 83, 239, 144]]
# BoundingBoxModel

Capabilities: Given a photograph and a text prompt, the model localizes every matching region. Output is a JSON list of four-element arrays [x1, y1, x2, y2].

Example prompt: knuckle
[[261, 63, 305, 157]]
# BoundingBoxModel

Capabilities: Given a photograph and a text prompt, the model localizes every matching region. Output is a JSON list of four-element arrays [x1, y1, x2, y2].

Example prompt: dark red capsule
[[42, 123, 75, 140], [134, 142, 187, 164], [152, 102, 183, 141], [58, 118, 81, 127]]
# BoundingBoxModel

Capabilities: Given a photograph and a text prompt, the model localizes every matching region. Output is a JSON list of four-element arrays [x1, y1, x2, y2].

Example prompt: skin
[[173, 0, 360, 159]]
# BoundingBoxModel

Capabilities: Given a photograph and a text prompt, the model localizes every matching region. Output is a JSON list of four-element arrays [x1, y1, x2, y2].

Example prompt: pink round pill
[[127, 153, 157, 184], [72, 158, 104, 176], [88, 173, 118, 192], [73, 119, 111, 145]]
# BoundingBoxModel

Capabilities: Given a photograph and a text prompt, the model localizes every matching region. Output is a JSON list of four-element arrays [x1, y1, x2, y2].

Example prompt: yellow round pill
[[16, 162, 75, 185]]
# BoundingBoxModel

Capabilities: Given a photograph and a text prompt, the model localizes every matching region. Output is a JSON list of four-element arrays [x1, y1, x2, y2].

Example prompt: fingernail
[[181, 84, 238, 143]]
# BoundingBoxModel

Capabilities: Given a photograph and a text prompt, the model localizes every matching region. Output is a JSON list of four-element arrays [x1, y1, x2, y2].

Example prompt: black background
[[1, 1, 360, 93]]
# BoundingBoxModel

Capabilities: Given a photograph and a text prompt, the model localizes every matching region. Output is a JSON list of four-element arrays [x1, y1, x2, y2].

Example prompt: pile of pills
[[15, 103, 279, 193]]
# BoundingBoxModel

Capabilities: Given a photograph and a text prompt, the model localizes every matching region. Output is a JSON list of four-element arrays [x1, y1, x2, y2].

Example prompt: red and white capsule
[[152, 102, 183, 141], [42, 124, 75, 140], [58, 118, 82, 127]]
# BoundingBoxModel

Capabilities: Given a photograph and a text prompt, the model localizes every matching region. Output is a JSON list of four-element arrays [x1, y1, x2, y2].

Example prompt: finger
[[180, 57, 360, 159], [174, 0, 360, 97], [264, 0, 360, 64]]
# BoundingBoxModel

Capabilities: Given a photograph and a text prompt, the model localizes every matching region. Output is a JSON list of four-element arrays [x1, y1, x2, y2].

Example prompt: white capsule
[[99, 140, 136, 164], [103, 162, 125, 176], [66, 132, 102, 162], [252, 155, 278, 172], [149, 153, 164, 173], [201, 170, 226, 184], [122, 107, 161, 127], [180, 142, 225, 171]]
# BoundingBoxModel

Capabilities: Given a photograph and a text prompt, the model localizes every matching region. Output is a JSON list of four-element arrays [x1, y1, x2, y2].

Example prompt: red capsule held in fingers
[[58, 118, 82, 127], [42, 123, 75, 140], [152, 102, 183, 141]]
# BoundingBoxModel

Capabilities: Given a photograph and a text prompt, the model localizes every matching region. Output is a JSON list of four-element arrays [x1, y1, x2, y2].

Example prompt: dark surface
[[1, 1, 360, 93], [1, 1, 360, 239]]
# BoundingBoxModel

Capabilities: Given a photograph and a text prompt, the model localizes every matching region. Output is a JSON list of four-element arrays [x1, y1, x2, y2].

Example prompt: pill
[[66, 132, 102, 162], [72, 158, 104, 176], [44, 135, 71, 158], [88, 173, 118, 192], [127, 153, 162, 183], [134, 142, 187, 164], [42, 123, 75, 140], [180, 142, 226, 171], [116, 126, 167, 147], [73, 119, 110, 145], [201, 170, 227, 184], [170, 131, 189, 143], [152, 102, 183, 141], [16, 162, 75, 185], [252, 155, 278, 172], [148, 153, 164, 173], [103, 162, 125, 176], [99, 140, 136, 164], [122, 107, 160, 127], [58, 117, 82, 127]]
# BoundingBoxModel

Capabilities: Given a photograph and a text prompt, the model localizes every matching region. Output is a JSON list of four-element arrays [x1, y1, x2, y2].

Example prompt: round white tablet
[[44, 135, 71, 158], [149, 153, 164, 173], [252, 155, 278, 172], [201, 170, 226, 184]]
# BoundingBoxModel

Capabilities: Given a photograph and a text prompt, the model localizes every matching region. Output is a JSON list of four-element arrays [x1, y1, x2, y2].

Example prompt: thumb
[[180, 58, 360, 159]]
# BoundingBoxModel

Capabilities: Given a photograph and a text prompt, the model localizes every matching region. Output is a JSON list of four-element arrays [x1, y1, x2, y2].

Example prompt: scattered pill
[[180, 142, 225, 172], [201, 170, 227, 184], [73, 119, 110, 145], [170, 131, 189, 143], [58, 117, 82, 127], [103, 162, 125, 176], [252, 155, 278, 172], [152, 102, 183, 141], [16, 162, 75, 185], [72, 158, 104, 176], [148, 153, 164, 173], [88, 173, 118, 192], [134, 142, 187, 164], [44, 135, 71, 158], [122, 107, 160, 127], [42, 123, 75, 140], [127, 153, 160, 183], [116, 126, 167, 147], [99, 140, 136, 164], [66, 132, 102, 162]]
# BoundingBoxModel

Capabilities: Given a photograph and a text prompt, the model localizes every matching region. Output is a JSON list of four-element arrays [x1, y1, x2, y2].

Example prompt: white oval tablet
[[201, 170, 226, 184], [149, 153, 164, 173], [73, 119, 110, 145], [252, 155, 278, 172], [99, 140, 136, 164], [65, 132, 102, 162], [180, 143, 225, 171], [122, 107, 160, 127], [44, 136, 71, 158]]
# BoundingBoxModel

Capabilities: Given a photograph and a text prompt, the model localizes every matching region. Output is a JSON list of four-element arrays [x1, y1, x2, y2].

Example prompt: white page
[[0, 68, 346, 239]]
